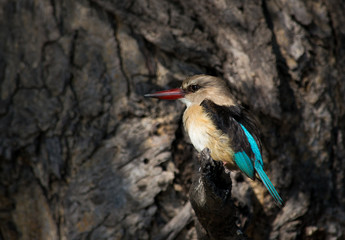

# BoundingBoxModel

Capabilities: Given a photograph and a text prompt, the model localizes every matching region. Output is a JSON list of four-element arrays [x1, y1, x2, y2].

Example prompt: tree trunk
[[0, 0, 344, 239]]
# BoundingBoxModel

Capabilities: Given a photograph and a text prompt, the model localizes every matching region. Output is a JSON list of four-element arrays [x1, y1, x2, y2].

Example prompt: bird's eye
[[188, 84, 201, 92]]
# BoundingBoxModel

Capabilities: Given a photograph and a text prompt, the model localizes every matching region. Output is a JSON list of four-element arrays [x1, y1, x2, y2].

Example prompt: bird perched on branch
[[145, 75, 284, 207]]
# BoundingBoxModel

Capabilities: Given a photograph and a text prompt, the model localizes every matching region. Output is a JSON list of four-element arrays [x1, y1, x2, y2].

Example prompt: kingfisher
[[145, 75, 284, 207]]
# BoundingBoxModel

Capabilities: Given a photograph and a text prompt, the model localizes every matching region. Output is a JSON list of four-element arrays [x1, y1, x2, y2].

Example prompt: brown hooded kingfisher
[[145, 75, 284, 207]]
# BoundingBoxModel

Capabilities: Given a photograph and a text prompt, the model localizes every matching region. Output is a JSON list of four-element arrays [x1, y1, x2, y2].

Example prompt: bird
[[145, 74, 284, 207]]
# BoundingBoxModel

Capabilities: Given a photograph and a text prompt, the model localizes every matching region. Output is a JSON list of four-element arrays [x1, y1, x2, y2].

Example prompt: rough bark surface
[[0, 0, 344, 239]]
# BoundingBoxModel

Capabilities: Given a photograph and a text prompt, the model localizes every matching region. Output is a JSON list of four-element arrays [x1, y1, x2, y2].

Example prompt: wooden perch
[[189, 149, 248, 240]]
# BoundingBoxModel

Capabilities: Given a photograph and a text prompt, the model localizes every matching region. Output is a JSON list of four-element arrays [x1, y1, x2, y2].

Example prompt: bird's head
[[145, 75, 235, 107]]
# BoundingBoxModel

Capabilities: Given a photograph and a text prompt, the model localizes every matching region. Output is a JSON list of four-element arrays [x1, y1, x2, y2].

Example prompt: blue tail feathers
[[255, 164, 284, 207], [239, 124, 284, 207]]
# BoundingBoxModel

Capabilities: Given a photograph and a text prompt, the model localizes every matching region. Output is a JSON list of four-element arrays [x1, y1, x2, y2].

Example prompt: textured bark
[[0, 0, 344, 240]]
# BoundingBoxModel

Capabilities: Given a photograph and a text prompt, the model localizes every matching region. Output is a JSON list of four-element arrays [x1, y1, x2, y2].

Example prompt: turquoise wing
[[234, 151, 255, 179]]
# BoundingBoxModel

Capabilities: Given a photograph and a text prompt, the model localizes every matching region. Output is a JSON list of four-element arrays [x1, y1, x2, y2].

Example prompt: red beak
[[144, 88, 185, 100]]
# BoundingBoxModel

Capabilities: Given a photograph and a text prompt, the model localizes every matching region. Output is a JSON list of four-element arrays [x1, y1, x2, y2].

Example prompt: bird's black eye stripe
[[188, 84, 201, 92]]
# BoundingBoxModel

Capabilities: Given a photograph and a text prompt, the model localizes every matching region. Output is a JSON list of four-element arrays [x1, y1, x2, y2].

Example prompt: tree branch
[[189, 149, 248, 240]]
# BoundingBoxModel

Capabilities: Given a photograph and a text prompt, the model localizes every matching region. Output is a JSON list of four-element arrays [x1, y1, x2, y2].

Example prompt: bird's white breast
[[182, 104, 235, 165], [187, 123, 209, 152], [183, 105, 213, 152]]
